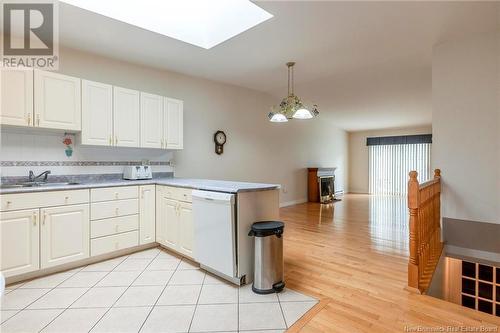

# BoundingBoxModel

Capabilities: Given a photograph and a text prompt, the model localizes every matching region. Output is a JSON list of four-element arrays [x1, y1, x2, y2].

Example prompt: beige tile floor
[[1, 247, 317, 333]]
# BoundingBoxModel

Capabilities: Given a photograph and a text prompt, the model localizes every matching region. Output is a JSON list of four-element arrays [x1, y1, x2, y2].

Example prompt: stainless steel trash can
[[248, 221, 285, 294]]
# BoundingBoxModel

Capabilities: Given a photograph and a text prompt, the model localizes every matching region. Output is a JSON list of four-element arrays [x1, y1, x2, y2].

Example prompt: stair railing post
[[408, 171, 420, 291]]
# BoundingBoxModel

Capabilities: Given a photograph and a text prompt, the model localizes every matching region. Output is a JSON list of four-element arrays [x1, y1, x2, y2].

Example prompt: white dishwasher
[[192, 190, 237, 280]]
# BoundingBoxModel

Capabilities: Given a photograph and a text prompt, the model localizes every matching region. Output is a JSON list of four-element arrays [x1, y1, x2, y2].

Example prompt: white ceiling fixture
[[59, 0, 273, 49], [269, 62, 319, 123]]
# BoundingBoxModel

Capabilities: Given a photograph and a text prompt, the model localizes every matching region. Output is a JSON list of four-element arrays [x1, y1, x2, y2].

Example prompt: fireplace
[[319, 176, 334, 203], [307, 167, 338, 204]]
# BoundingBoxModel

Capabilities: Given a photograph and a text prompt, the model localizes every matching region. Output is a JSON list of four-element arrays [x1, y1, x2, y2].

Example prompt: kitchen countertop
[[0, 177, 281, 195]]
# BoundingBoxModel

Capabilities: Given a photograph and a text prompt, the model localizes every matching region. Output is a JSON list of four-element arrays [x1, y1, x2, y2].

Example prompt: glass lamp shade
[[269, 113, 288, 122], [292, 108, 313, 119]]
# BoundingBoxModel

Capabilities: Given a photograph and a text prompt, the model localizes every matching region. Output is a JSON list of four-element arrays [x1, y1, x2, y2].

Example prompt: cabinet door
[[156, 191, 178, 250], [139, 185, 156, 245], [0, 69, 33, 127], [113, 86, 140, 147], [155, 188, 166, 244], [140, 93, 163, 148], [163, 198, 179, 250], [81, 80, 113, 146], [40, 204, 90, 269], [178, 202, 193, 258], [164, 98, 183, 149], [0, 209, 39, 278], [34, 70, 81, 130]]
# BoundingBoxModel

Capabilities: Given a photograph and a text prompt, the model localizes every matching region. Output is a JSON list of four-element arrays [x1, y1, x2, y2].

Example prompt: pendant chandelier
[[268, 62, 319, 122]]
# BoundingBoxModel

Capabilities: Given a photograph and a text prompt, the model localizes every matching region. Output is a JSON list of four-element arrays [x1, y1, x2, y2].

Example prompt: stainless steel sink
[[0, 184, 33, 189], [0, 182, 81, 189], [42, 182, 81, 187]]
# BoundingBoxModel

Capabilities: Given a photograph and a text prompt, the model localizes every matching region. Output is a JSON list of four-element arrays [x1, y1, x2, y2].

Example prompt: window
[[368, 135, 432, 195]]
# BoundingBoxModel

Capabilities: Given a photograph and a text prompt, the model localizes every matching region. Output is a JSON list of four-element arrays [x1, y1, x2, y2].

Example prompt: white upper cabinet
[[81, 80, 113, 146], [34, 70, 81, 131], [0, 69, 33, 127], [140, 92, 163, 149], [164, 98, 184, 149], [113, 86, 140, 147]]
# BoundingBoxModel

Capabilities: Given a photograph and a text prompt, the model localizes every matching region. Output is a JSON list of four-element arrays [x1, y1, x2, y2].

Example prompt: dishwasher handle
[[192, 190, 235, 204]]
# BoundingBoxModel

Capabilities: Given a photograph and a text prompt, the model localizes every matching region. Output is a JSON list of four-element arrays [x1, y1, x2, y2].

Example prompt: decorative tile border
[[0, 161, 171, 167]]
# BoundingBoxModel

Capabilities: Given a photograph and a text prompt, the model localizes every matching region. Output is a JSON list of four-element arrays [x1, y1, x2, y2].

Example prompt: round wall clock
[[214, 130, 226, 155]]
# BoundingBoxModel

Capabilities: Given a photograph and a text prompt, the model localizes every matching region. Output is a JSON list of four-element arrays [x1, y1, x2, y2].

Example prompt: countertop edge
[[0, 179, 281, 195]]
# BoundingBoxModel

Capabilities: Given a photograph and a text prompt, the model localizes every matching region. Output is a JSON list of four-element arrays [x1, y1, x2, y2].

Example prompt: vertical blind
[[368, 143, 431, 195]]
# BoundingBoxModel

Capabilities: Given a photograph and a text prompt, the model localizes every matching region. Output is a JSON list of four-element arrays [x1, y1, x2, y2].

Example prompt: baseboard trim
[[280, 198, 308, 208]]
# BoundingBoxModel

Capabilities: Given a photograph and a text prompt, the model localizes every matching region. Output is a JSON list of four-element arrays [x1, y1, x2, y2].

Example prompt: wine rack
[[461, 260, 499, 316]]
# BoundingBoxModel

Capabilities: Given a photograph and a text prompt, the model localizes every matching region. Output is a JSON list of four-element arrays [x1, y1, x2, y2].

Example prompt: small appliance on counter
[[123, 165, 153, 180]]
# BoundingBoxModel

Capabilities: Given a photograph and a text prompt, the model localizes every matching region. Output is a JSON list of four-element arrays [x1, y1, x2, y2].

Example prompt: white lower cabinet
[[139, 185, 156, 245], [161, 197, 178, 249], [178, 202, 193, 257], [0, 209, 39, 278], [40, 204, 90, 269], [1, 184, 193, 280], [155, 187, 166, 245], [91, 230, 139, 257], [156, 186, 193, 258], [90, 186, 140, 256]]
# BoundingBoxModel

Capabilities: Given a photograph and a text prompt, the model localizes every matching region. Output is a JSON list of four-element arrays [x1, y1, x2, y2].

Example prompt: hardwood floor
[[281, 194, 500, 332]]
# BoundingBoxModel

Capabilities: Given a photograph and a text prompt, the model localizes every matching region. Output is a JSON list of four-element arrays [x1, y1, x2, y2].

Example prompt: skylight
[[60, 0, 273, 49]]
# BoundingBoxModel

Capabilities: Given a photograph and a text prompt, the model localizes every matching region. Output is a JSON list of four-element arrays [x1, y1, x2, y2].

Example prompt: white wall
[[432, 30, 499, 224], [1, 47, 349, 205], [348, 126, 432, 194]]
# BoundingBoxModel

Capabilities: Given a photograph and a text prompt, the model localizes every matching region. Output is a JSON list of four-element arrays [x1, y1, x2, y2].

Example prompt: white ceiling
[[58, 1, 499, 131]]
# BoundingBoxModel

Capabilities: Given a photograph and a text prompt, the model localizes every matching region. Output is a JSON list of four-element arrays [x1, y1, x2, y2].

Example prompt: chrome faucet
[[28, 170, 51, 182]]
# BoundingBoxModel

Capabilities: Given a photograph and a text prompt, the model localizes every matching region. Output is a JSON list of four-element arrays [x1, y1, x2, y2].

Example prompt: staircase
[[407, 169, 443, 294]]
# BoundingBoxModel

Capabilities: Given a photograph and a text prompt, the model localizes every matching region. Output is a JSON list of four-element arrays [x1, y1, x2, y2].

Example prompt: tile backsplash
[[0, 128, 174, 178]]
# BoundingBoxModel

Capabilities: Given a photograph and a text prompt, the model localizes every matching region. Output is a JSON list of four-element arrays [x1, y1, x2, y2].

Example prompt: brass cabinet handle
[[43, 212, 47, 225], [6, 201, 12, 206], [36, 114, 40, 126], [115, 207, 119, 215], [32, 212, 37, 226], [115, 136, 118, 145], [27, 113, 31, 125]]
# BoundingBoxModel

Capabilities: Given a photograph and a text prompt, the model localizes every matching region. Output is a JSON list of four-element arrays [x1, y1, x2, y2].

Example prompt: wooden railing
[[407, 169, 443, 293]]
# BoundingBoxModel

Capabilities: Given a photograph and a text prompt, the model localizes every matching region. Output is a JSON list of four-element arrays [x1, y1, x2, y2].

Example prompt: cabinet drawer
[[91, 199, 139, 220], [1, 189, 89, 212], [91, 186, 138, 202], [90, 230, 139, 256], [91, 214, 139, 238], [160, 186, 192, 203]]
